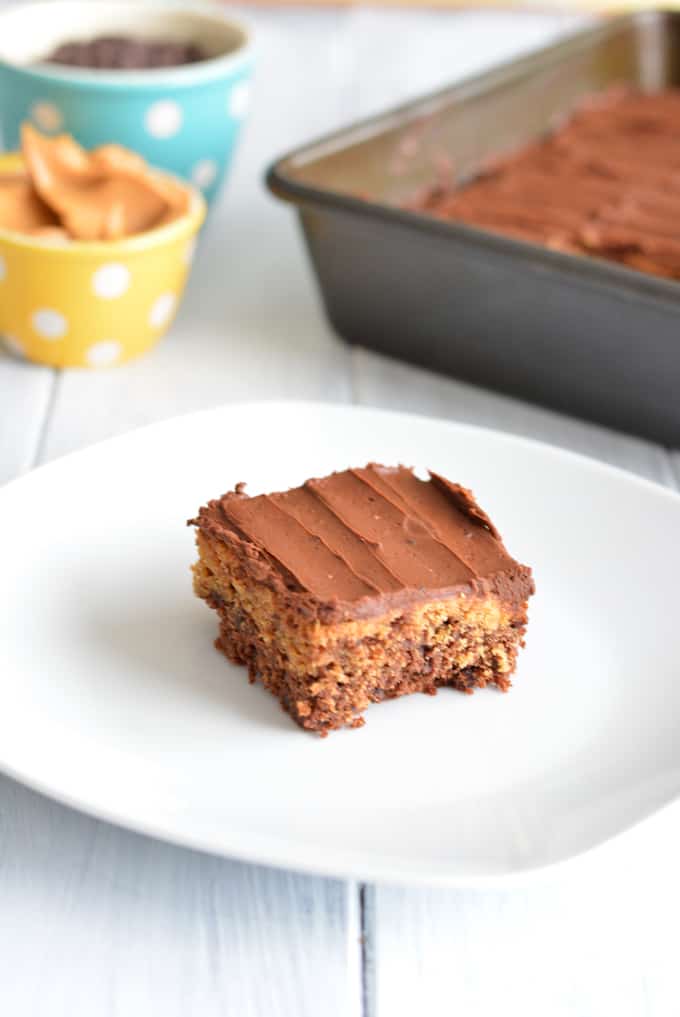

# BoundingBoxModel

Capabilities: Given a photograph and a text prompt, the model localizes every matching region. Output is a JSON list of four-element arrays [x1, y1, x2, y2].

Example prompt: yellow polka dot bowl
[[0, 153, 206, 368]]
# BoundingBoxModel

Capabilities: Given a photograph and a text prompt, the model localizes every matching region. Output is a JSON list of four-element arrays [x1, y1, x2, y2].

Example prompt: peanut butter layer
[[190, 464, 534, 622], [0, 125, 190, 241], [413, 88, 680, 280]]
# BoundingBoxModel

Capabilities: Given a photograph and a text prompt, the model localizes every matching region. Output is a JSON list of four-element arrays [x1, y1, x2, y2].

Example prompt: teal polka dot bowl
[[0, 2, 252, 206]]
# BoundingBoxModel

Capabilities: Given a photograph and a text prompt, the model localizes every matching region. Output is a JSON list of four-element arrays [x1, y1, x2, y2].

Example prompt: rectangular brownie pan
[[267, 12, 680, 445]]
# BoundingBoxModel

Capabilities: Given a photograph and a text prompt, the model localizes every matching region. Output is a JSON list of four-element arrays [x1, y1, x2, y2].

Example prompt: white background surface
[[2, 6, 680, 1016]]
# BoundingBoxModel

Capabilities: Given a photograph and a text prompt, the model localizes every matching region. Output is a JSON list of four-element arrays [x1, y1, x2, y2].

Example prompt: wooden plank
[[349, 8, 591, 119], [368, 814, 680, 1017], [0, 775, 360, 1017], [38, 215, 350, 462], [0, 354, 54, 485]]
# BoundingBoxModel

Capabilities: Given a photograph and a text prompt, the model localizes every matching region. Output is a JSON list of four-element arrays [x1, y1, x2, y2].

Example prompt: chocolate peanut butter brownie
[[190, 465, 534, 735], [412, 88, 680, 280]]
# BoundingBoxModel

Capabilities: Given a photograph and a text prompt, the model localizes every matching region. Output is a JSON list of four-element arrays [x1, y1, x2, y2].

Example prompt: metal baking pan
[[267, 13, 680, 445]]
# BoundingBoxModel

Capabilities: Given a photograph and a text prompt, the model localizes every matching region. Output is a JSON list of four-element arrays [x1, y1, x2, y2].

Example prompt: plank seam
[[31, 371, 60, 468], [360, 884, 375, 1017]]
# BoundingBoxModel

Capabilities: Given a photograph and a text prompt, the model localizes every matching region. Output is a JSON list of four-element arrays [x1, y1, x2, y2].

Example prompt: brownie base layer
[[193, 531, 529, 736]]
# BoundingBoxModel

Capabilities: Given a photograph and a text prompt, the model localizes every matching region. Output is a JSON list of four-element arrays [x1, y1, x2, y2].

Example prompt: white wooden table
[[3, 9, 680, 1015]]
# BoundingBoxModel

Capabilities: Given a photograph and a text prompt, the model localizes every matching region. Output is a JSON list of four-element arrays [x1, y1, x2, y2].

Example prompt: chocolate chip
[[45, 35, 208, 70]]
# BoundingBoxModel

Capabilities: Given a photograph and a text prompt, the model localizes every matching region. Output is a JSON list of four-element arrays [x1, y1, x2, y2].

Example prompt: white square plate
[[2, 401, 679, 886]]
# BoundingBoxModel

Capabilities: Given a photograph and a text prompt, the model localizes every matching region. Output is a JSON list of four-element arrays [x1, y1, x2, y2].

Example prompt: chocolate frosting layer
[[191, 465, 534, 622], [412, 88, 680, 279]]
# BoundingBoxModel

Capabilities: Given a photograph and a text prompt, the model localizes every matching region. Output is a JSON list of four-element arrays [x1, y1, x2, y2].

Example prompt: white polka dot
[[0, 256, 5, 281], [31, 101, 63, 133], [32, 308, 67, 340], [184, 237, 197, 265], [86, 340, 122, 367], [228, 81, 250, 119], [191, 159, 217, 190], [145, 100, 182, 139], [92, 263, 130, 300], [2, 335, 24, 359], [149, 292, 177, 329]]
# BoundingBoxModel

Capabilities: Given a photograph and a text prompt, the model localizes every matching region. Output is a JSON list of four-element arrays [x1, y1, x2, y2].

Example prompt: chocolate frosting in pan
[[413, 88, 680, 278], [190, 465, 534, 622]]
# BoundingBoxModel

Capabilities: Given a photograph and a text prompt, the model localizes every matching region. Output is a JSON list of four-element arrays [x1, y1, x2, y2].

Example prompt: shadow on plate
[[80, 590, 293, 734]]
